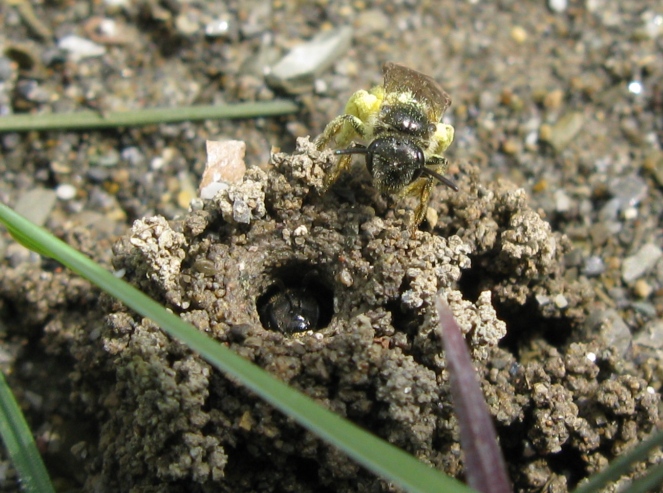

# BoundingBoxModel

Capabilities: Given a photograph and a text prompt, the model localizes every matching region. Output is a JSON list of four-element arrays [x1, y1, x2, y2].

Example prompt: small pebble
[[266, 26, 353, 94], [554, 189, 571, 212], [16, 80, 50, 103], [338, 268, 354, 287], [205, 17, 235, 38], [564, 249, 584, 267], [95, 149, 120, 167], [633, 279, 653, 299], [121, 147, 145, 166], [175, 14, 199, 36], [633, 320, 663, 349], [104, 0, 131, 7], [538, 123, 552, 142], [548, 0, 568, 13], [501, 139, 520, 155], [177, 173, 197, 209], [87, 168, 111, 183], [233, 200, 251, 224], [608, 175, 647, 209], [355, 9, 390, 36], [14, 188, 57, 226], [554, 294, 568, 309], [425, 207, 438, 229], [622, 206, 637, 220], [544, 112, 584, 152], [510, 26, 527, 43], [0, 56, 13, 81], [543, 89, 564, 110], [598, 197, 620, 222], [585, 309, 632, 356], [622, 243, 662, 283], [293, 225, 308, 246], [638, 11, 663, 40], [199, 140, 246, 200], [642, 150, 663, 188], [57, 35, 106, 61], [5, 243, 40, 266], [583, 256, 605, 277], [56, 184, 77, 200], [536, 294, 551, 306], [631, 301, 657, 318]]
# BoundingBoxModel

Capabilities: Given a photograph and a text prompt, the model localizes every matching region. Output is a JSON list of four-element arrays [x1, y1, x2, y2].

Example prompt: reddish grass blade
[[435, 296, 512, 493]]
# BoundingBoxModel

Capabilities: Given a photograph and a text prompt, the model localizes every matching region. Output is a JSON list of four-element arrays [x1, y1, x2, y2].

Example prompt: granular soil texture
[[46, 139, 657, 492], [1, 0, 662, 492]]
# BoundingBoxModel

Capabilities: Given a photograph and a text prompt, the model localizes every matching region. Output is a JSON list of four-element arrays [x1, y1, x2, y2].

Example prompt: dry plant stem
[[435, 296, 512, 493]]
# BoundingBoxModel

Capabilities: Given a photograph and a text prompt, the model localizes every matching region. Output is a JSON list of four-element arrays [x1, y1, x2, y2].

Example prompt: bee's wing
[[382, 62, 451, 122]]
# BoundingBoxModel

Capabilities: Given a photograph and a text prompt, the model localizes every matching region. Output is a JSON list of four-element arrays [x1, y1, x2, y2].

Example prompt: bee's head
[[335, 136, 457, 193]]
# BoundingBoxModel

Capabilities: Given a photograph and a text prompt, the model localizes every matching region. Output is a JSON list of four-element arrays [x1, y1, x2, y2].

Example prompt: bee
[[259, 285, 320, 334], [314, 62, 458, 228]]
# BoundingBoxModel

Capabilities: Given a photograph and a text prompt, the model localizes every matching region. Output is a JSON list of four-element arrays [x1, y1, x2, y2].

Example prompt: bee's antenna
[[334, 144, 368, 156], [421, 167, 459, 191]]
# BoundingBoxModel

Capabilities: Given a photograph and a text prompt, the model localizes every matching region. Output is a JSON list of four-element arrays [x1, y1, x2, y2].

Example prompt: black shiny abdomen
[[260, 287, 320, 334]]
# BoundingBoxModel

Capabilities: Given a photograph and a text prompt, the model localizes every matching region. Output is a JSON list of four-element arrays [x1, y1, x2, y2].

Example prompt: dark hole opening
[[257, 264, 334, 334], [547, 444, 587, 488]]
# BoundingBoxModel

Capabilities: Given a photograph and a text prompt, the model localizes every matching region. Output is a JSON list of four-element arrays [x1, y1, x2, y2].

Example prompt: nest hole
[[257, 264, 334, 334]]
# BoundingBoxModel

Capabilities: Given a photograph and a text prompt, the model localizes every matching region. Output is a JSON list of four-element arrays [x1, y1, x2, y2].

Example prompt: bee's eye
[[406, 148, 426, 183], [365, 150, 375, 177]]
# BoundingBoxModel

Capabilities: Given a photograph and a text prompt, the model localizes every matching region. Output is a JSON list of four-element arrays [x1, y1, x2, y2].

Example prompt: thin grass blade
[[0, 371, 56, 493], [624, 460, 663, 493], [0, 100, 299, 132], [435, 296, 512, 493], [572, 429, 663, 493]]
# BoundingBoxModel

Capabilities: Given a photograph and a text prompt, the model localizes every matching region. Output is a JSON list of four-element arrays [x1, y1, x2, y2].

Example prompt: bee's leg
[[426, 155, 448, 171], [322, 152, 354, 191], [313, 113, 365, 150], [315, 88, 383, 191], [432, 123, 455, 154], [314, 88, 381, 150], [399, 175, 435, 229]]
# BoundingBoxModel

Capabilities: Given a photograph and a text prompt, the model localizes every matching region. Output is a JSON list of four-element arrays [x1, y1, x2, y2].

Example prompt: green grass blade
[[0, 202, 476, 493], [0, 371, 56, 493], [572, 429, 663, 493], [0, 100, 299, 132], [625, 461, 663, 493]]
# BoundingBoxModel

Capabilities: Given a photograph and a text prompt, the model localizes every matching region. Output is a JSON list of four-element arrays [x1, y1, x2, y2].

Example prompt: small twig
[[435, 295, 512, 493]]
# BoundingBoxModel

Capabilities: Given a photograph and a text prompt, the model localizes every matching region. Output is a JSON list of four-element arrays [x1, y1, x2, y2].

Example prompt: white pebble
[[554, 294, 568, 309], [554, 189, 571, 212], [549, 0, 567, 12], [58, 35, 105, 61], [56, 183, 77, 200]]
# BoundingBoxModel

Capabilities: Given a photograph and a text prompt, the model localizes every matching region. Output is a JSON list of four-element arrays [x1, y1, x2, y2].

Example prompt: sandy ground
[[0, 1, 662, 492]]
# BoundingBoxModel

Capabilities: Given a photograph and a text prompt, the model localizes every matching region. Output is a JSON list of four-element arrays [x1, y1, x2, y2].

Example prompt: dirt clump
[[62, 138, 659, 492]]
